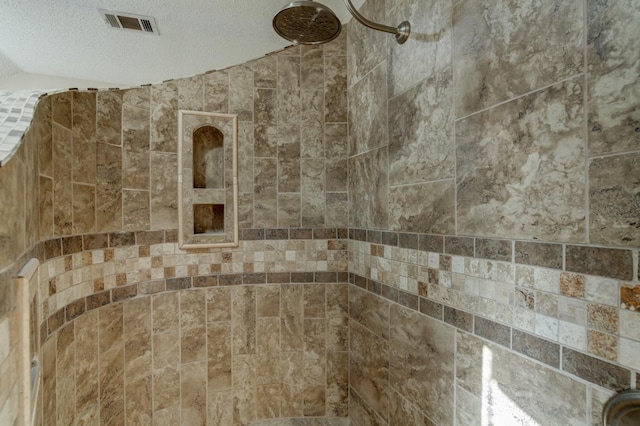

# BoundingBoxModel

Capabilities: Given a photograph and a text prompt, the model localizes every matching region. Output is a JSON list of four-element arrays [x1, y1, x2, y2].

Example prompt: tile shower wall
[[40, 283, 349, 425], [347, 0, 639, 424]]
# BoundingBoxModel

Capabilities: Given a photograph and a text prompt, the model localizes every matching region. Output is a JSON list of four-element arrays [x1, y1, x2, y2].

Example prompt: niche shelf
[[178, 110, 238, 249]]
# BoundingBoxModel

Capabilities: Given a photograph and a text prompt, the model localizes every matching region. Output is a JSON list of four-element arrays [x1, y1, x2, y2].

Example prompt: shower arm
[[342, 0, 410, 44]]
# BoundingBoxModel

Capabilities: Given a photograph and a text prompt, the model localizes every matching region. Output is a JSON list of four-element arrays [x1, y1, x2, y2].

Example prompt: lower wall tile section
[[38, 284, 349, 425], [348, 281, 628, 426]]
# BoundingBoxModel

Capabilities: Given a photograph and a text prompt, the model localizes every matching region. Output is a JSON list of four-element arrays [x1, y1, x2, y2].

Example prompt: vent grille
[[98, 9, 159, 35]]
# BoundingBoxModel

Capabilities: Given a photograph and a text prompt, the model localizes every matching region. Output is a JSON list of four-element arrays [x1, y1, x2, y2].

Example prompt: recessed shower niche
[[178, 110, 238, 248]]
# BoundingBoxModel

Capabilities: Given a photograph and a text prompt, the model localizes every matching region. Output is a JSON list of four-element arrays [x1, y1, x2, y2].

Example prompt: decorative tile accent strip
[[566, 245, 633, 281]]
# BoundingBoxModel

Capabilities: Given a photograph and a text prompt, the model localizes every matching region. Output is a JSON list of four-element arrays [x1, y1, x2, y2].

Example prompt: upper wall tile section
[[347, 0, 388, 87], [388, 67, 454, 186], [586, 0, 640, 156], [0, 90, 43, 166], [589, 153, 640, 247], [349, 147, 389, 229], [456, 78, 586, 242], [453, 0, 583, 117], [386, 0, 452, 97], [348, 63, 388, 157]]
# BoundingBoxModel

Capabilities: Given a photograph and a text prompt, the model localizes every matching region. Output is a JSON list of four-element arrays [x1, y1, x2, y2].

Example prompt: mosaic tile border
[[348, 275, 633, 393], [0, 90, 44, 165]]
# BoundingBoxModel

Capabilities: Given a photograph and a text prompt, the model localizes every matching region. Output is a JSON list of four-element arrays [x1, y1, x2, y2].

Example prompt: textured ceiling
[[0, 0, 361, 86]]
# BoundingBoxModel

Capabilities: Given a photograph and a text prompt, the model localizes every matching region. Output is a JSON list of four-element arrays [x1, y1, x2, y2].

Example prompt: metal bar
[[342, 0, 410, 43]]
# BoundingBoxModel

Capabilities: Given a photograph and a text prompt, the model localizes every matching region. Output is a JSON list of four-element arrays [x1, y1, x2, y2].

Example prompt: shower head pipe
[[343, 0, 410, 44]]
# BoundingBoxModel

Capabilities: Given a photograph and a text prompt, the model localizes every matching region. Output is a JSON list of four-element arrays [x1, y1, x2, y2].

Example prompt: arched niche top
[[193, 125, 224, 189]]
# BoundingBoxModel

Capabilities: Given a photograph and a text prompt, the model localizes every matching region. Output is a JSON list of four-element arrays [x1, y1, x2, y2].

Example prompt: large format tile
[[386, 0, 452, 97], [388, 180, 455, 233], [389, 67, 454, 186], [453, 0, 583, 116], [348, 147, 389, 229], [390, 304, 454, 425], [587, 0, 640, 155], [348, 63, 387, 157], [456, 78, 586, 242], [589, 153, 640, 247]]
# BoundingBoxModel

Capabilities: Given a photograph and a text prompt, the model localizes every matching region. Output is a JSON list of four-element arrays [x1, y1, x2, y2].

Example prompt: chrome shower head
[[272, 1, 342, 45]]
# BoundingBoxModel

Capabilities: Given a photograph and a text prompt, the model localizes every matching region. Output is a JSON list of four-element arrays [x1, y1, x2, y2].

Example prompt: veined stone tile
[[389, 388, 436, 426], [150, 82, 178, 152], [589, 153, 640, 247], [326, 192, 348, 228], [456, 78, 586, 242], [347, 0, 386, 87], [348, 147, 388, 229], [453, 0, 583, 116], [204, 70, 229, 113], [278, 56, 301, 126], [301, 159, 325, 227], [349, 388, 387, 426], [72, 91, 96, 185], [254, 88, 277, 158], [349, 285, 389, 340], [587, 0, 640, 155], [390, 304, 454, 425], [97, 91, 122, 146], [150, 152, 178, 230], [96, 142, 122, 232], [122, 87, 150, 109], [122, 190, 150, 231], [350, 320, 389, 421], [348, 63, 387, 156], [386, 0, 451, 97], [389, 181, 455, 234], [324, 27, 346, 56], [325, 56, 347, 123], [53, 123, 72, 235], [177, 75, 203, 111], [278, 193, 302, 228], [389, 68, 454, 186], [122, 105, 150, 190], [39, 176, 53, 238], [52, 91, 72, 128], [254, 55, 277, 89], [72, 183, 95, 234]]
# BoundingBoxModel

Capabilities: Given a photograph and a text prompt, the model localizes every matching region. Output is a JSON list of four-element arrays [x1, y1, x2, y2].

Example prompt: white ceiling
[[0, 0, 361, 87]]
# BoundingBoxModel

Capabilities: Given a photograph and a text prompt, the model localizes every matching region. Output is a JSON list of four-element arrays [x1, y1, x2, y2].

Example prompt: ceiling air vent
[[98, 9, 159, 35]]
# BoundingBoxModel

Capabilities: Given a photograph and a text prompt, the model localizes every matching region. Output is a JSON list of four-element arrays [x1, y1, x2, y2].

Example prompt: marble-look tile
[[326, 192, 349, 228], [72, 92, 97, 185], [589, 153, 640, 247], [254, 88, 277, 158], [39, 176, 54, 239], [390, 304, 454, 425], [53, 123, 72, 235], [349, 285, 389, 340], [456, 78, 586, 242], [256, 285, 280, 318], [56, 322, 76, 425], [230, 64, 254, 121], [348, 63, 387, 156], [75, 310, 99, 424], [463, 334, 588, 424], [123, 87, 150, 109], [591, 386, 616, 426], [208, 322, 232, 392], [303, 284, 325, 319], [208, 391, 233, 425], [254, 55, 277, 89], [324, 28, 347, 57], [389, 388, 436, 426], [99, 304, 125, 425], [232, 285, 257, 355], [350, 321, 389, 421], [124, 297, 152, 424], [281, 284, 304, 352], [349, 388, 387, 426], [326, 351, 348, 417], [205, 70, 229, 113], [177, 75, 203, 111], [153, 292, 180, 334], [301, 159, 325, 227], [72, 183, 95, 234], [389, 180, 455, 233], [389, 68, 454, 186], [278, 140, 301, 194], [278, 193, 301, 228], [349, 147, 389, 229], [181, 361, 207, 425], [325, 123, 348, 192], [301, 47, 324, 160], [453, 0, 583, 116], [122, 105, 150, 190], [52, 91, 72, 128], [326, 284, 349, 352], [280, 351, 304, 417], [151, 82, 178, 152], [254, 158, 277, 228], [456, 386, 481, 426], [150, 152, 178, 230], [387, 0, 451, 97], [256, 383, 280, 419], [347, 0, 387, 87], [95, 92, 122, 149], [325, 56, 347, 123], [37, 96, 53, 177], [96, 142, 122, 232], [122, 190, 150, 231], [587, 0, 640, 155]]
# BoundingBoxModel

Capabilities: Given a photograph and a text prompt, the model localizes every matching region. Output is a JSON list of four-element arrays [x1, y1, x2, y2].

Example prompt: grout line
[[454, 72, 585, 122]]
